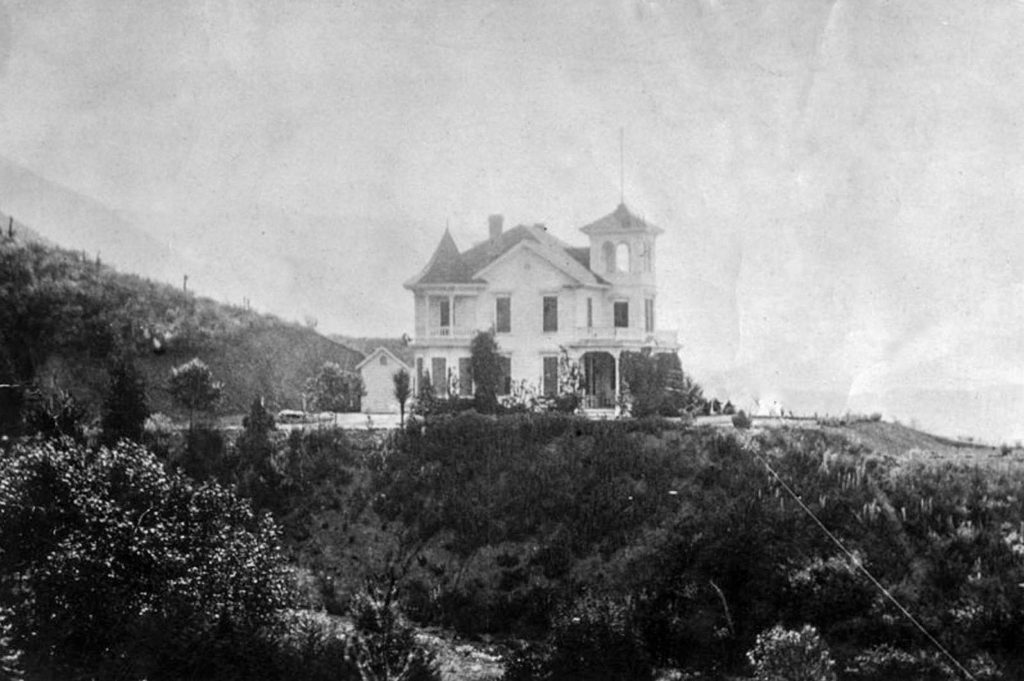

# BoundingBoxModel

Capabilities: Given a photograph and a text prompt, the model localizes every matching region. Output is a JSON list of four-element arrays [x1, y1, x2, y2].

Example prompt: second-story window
[[614, 301, 629, 328], [496, 296, 511, 333], [645, 298, 654, 332], [439, 299, 450, 328], [543, 296, 558, 332]]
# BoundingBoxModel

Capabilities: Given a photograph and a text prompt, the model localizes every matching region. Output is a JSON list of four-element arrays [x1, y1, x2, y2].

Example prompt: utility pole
[[183, 274, 189, 294]]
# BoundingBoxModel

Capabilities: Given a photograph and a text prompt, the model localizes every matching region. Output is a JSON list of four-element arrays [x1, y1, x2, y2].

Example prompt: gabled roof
[[356, 346, 412, 372], [460, 224, 538, 275], [473, 237, 607, 287], [408, 214, 629, 289], [579, 202, 663, 236], [566, 247, 591, 269]]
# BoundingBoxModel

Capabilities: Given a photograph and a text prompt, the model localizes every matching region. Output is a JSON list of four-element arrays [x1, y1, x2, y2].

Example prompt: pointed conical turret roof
[[406, 228, 474, 286]]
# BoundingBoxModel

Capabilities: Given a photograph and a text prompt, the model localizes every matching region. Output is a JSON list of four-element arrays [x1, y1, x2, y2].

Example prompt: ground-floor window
[[458, 357, 473, 397], [542, 356, 558, 396], [498, 356, 512, 396], [431, 357, 447, 396]]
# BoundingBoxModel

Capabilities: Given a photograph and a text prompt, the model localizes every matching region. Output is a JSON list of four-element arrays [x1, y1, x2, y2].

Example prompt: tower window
[[603, 241, 615, 273], [616, 242, 630, 273]]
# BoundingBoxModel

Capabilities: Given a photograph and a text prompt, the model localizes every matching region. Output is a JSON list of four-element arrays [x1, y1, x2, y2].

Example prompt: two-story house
[[404, 203, 679, 410]]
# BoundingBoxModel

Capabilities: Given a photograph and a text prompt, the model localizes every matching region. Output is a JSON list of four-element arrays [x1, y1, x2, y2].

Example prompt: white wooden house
[[404, 203, 678, 410], [357, 346, 412, 414]]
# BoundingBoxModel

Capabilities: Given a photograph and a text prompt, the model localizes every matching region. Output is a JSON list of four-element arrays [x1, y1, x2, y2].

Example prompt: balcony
[[571, 326, 678, 349], [412, 326, 476, 344]]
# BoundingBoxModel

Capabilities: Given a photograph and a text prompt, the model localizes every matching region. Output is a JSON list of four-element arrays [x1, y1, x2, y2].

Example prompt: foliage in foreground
[[747, 624, 836, 681], [0, 439, 299, 680]]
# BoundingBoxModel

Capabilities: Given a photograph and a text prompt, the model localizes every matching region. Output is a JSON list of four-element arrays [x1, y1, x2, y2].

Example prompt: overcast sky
[[1, 0, 1022, 440]]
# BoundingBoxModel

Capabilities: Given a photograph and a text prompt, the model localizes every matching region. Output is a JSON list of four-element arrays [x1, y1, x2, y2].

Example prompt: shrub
[[502, 641, 552, 681], [732, 410, 751, 429], [746, 624, 836, 681], [347, 588, 439, 681], [0, 439, 294, 680], [540, 595, 653, 681], [843, 645, 1002, 681], [22, 386, 88, 441]]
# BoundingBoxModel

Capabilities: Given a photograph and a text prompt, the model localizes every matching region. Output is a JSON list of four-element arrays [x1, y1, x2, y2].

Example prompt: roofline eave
[[405, 281, 488, 292]]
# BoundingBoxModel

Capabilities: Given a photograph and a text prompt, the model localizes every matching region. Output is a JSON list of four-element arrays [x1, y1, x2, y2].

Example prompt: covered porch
[[579, 350, 621, 411]]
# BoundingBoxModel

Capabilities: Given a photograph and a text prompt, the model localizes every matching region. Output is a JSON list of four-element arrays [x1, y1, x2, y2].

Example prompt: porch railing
[[574, 327, 678, 346], [582, 394, 616, 409]]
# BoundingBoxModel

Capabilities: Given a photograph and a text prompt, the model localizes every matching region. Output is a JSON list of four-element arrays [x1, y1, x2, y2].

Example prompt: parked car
[[276, 409, 307, 424]]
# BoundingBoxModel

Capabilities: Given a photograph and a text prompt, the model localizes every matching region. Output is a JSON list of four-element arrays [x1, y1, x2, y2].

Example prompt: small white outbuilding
[[357, 346, 412, 414]]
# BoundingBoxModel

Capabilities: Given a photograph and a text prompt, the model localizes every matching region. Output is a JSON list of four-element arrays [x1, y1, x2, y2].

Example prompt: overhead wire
[[744, 438, 976, 681]]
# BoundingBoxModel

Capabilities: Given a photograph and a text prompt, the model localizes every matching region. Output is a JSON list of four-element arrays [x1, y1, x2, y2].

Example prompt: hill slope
[[0, 231, 363, 418]]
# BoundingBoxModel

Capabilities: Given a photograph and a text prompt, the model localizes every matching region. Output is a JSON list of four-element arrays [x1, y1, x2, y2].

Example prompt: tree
[[168, 358, 222, 430], [235, 396, 281, 511], [393, 368, 411, 427], [621, 350, 704, 417], [656, 352, 705, 416], [100, 354, 149, 445], [470, 330, 502, 414], [0, 439, 293, 680], [23, 386, 88, 442], [307, 362, 364, 414]]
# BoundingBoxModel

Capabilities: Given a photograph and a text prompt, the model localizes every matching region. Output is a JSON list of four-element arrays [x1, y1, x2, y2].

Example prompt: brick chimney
[[488, 214, 503, 240]]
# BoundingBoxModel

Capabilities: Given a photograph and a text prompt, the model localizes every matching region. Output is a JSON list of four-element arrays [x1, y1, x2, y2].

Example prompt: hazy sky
[[1, 0, 1022, 439]]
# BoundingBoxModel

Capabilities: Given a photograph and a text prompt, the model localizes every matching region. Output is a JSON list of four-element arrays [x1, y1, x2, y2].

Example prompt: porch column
[[449, 294, 455, 329], [613, 350, 621, 414]]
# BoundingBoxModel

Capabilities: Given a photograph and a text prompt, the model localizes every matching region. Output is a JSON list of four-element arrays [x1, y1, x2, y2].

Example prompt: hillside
[[0, 231, 363, 420], [329, 335, 414, 365]]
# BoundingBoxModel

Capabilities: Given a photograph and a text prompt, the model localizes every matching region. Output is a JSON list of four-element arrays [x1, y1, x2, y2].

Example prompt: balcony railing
[[426, 325, 474, 339], [574, 327, 678, 347]]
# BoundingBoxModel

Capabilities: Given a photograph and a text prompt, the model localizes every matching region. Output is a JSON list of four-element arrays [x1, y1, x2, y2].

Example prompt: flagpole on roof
[[619, 127, 624, 205]]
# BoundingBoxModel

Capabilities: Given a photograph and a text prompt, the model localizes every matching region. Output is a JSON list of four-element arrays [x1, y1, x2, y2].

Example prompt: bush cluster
[[0, 439, 296, 679]]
